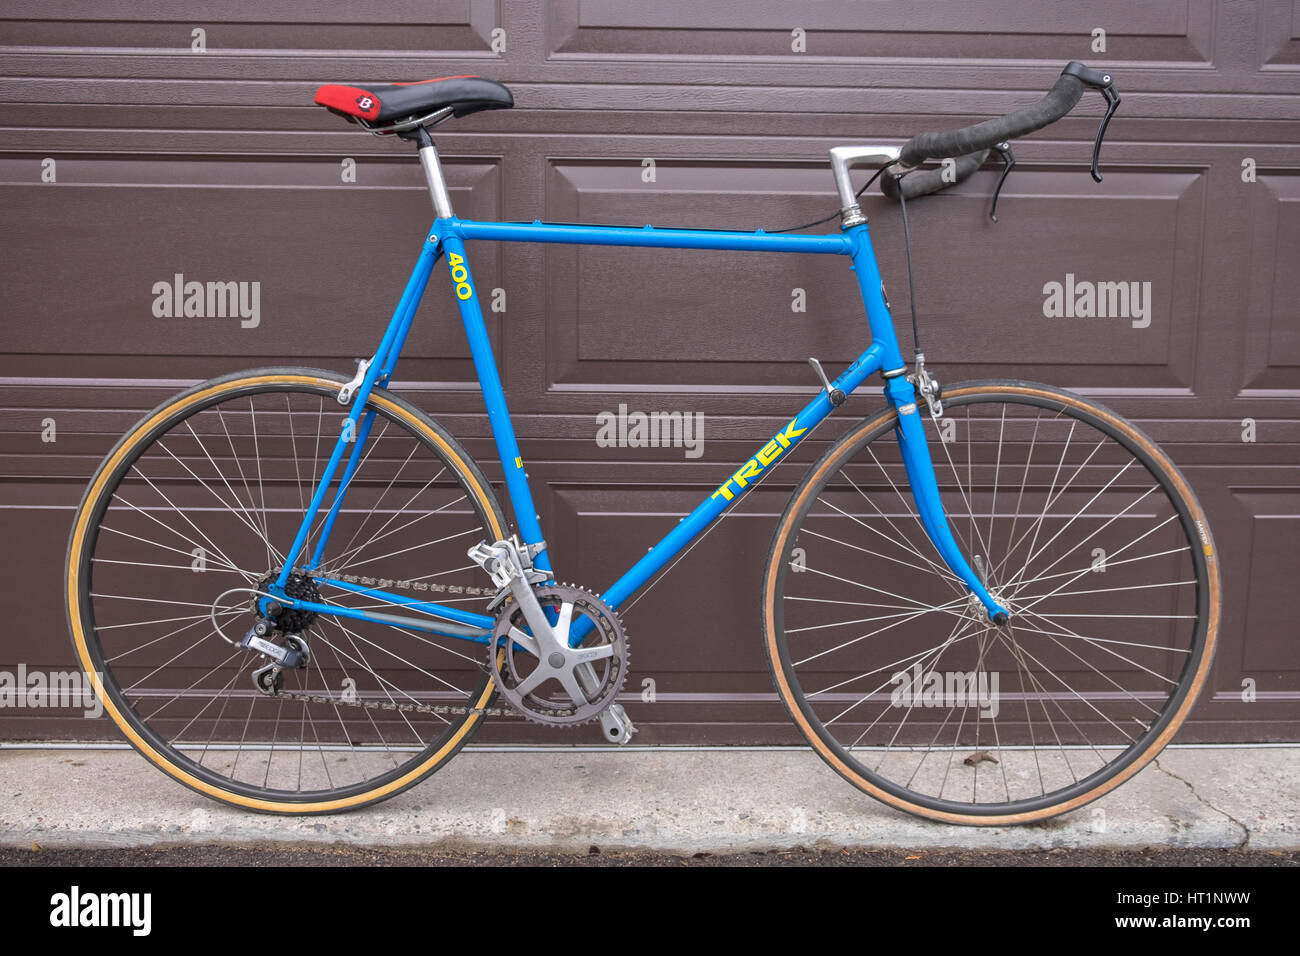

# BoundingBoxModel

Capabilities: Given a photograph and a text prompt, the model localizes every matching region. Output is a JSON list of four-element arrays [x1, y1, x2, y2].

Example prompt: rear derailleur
[[240, 617, 312, 696], [240, 570, 318, 695]]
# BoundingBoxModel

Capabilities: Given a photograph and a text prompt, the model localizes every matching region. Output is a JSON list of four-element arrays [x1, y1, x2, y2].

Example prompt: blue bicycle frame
[[267, 212, 1008, 642]]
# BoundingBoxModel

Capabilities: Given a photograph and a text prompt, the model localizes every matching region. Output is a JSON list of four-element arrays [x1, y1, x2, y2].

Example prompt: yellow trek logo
[[711, 418, 807, 502], [448, 252, 474, 300]]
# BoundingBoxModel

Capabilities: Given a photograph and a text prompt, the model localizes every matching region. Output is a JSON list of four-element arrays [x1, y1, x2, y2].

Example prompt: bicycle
[[66, 63, 1219, 825]]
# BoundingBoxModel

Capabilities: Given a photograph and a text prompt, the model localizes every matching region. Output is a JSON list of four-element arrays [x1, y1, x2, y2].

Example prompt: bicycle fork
[[884, 374, 1009, 625], [843, 222, 1008, 625]]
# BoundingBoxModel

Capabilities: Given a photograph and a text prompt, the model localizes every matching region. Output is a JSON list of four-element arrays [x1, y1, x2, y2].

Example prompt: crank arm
[[573, 660, 636, 743]]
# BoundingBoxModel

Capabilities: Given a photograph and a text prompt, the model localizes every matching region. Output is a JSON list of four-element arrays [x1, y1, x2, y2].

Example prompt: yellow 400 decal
[[448, 252, 474, 300]]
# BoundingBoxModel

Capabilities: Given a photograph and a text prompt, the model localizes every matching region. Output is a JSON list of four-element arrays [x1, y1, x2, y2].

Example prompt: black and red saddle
[[314, 75, 513, 127]]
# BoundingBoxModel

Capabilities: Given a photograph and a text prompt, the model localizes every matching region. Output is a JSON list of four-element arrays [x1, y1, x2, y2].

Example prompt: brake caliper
[[908, 352, 943, 419]]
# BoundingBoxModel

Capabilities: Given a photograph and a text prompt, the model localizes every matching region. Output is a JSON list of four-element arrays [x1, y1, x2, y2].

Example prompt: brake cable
[[769, 162, 895, 234], [895, 183, 923, 360], [770, 159, 923, 360]]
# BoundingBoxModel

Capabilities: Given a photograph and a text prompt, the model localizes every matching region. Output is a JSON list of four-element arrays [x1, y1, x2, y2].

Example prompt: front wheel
[[763, 381, 1219, 825]]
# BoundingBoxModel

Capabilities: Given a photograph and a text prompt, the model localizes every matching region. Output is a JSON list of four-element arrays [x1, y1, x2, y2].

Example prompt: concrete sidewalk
[[1, 745, 1296, 854]]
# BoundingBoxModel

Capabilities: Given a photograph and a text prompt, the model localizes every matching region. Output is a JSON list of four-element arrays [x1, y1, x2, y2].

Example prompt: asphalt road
[[4, 845, 1296, 866]]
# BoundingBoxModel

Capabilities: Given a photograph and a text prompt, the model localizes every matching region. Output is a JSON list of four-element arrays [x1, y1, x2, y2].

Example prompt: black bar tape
[[880, 72, 1085, 202], [898, 74, 1084, 168], [880, 148, 989, 200]]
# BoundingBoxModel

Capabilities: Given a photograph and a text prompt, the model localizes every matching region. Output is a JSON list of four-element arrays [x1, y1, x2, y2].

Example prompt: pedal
[[598, 703, 636, 744], [468, 539, 517, 590]]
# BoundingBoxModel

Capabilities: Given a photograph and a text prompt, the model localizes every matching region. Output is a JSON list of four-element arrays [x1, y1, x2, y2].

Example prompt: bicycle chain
[[254, 582, 620, 722], [253, 573, 512, 716], [268, 688, 513, 719]]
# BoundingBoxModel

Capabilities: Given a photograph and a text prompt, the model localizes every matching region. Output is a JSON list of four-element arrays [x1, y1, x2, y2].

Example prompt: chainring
[[488, 583, 628, 726]]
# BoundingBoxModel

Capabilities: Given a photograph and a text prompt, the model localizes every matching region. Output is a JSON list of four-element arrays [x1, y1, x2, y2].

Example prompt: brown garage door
[[2, 1, 1298, 743]]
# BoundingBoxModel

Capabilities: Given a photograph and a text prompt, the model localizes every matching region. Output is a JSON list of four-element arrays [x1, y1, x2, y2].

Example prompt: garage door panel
[[1262, 0, 1300, 66], [551, 0, 1213, 64], [1243, 170, 1300, 391], [1231, 491, 1300, 683], [0, 0, 497, 55], [876, 167, 1204, 391], [543, 159, 863, 389], [548, 482, 785, 681], [0, 156, 504, 383]]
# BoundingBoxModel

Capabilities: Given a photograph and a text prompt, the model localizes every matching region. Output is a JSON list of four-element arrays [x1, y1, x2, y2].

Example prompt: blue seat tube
[[440, 230, 551, 575]]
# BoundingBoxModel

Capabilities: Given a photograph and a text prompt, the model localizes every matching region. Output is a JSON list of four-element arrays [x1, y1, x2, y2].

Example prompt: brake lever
[[989, 141, 1014, 222], [1061, 62, 1121, 183], [1089, 85, 1121, 182]]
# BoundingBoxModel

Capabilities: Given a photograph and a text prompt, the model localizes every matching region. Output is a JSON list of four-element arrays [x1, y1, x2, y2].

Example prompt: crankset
[[471, 537, 636, 741], [489, 583, 629, 725]]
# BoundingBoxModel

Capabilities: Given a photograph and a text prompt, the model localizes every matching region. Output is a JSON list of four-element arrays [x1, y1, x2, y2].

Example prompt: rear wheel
[[763, 381, 1219, 825], [66, 368, 507, 813]]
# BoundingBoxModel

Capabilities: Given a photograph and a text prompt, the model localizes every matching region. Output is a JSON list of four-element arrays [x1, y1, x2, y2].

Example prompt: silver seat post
[[413, 127, 454, 219]]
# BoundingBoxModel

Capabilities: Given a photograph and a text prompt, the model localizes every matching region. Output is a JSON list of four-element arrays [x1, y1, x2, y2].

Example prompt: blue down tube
[[562, 343, 888, 645]]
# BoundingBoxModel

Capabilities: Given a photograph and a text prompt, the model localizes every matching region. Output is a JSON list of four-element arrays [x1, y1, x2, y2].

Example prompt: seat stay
[[270, 237, 442, 597]]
